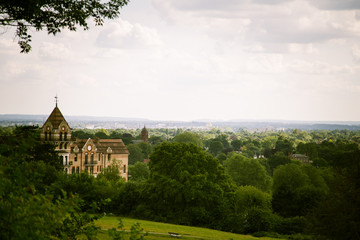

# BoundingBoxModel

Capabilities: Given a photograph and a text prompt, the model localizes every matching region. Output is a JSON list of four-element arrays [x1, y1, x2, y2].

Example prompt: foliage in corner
[[0, 0, 129, 53]]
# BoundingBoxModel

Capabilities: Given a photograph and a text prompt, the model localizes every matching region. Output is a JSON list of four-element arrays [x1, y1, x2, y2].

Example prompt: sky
[[1, 0, 360, 122]]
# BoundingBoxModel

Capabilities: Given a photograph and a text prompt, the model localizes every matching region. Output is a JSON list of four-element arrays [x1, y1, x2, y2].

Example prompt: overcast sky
[[1, 0, 360, 122]]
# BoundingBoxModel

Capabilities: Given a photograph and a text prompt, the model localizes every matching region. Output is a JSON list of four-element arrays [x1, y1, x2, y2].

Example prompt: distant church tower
[[41, 96, 72, 173], [141, 126, 148, 143]]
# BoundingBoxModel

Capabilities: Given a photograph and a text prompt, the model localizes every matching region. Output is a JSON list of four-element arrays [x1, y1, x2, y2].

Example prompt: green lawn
[[94, 216, 282, 240]]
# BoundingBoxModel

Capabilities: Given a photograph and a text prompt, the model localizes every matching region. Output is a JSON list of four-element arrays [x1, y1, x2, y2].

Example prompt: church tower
[[41, 97, 72, 173]]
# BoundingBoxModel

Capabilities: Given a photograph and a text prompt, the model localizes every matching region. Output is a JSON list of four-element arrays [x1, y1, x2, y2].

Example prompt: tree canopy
[[0, 0, 129, 52], [145, 142, 235, 225]]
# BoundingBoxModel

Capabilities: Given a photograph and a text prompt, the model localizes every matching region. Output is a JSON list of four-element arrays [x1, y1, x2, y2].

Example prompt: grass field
[[94, 216, 282, 240]]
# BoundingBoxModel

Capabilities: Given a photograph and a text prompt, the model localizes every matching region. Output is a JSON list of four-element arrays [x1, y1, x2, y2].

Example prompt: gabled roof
[[71, 138, 129, 154], [42, 106, 68, 129]]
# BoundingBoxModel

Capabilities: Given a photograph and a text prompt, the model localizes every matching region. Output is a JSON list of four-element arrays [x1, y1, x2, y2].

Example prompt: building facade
[[41, 103, 129, 180]]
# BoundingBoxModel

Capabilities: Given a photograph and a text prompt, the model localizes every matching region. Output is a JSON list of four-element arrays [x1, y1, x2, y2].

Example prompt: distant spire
[[55, 94, 58, 107]]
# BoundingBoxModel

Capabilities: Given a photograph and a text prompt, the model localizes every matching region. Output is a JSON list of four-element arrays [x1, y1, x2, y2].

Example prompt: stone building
[[290, 154, 312, 164], [41, 102, 129, 180]]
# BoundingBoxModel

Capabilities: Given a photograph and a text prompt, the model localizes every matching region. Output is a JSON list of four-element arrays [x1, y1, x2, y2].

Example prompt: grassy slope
[[95, 216, 282, 240]]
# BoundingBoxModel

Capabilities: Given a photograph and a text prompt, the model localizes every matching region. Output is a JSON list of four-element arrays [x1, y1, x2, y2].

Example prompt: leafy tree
[[0, 0, 129, 52], [144, 142, 235, 226], [148, 136, 164, 146], [308, 147, 360, 240], [173, 132, 203, 148], [216, 152, 227, 164], [267, 151, 292, 175], [227, 186, 274, 233], [214, 134, 230, 149], [224, 154, 271, 192], [121, 133, 134, 145], [231, 139, 243, 151], [208, 140, 224, 156], [274, 136, 294, 155], [0, 126, 101, 239], [272, 163, 328, 217], [128, 162, 149, 182], [137, 141, 152, 159], [127, 144, 144, 165], [72, 130, 95, 139], [95, 129, 110, 139]]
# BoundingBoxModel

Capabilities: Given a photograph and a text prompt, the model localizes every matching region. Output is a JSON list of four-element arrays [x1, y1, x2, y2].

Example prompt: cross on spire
[[55, 94, 58, 107]]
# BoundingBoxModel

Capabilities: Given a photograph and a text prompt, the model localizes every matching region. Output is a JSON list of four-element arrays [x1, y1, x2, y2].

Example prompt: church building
[[40, 101, 129, 180]]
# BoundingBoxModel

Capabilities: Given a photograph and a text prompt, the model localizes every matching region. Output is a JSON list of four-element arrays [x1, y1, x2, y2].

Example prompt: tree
[[137, 141, 152, 159], [272, 163, 328, 217], [208, 140, 224, 156], [173, 132, 203, 148], [144, 142, 235, 226], [267, 151, 292, 175], [308, 147, 360, 240], [274, 136, 294, 155], [224, 154, 271, 192], [128, 162, 149, 182], [95, 129, 110, 139], [231, 139, 243, 151], [0, 0, 129, 53], [127, 144, 144, 165], [0, 126, 100, 239], [227, 186, 274, 233]]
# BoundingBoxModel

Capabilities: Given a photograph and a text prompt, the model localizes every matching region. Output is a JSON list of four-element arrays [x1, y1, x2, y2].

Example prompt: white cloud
[[96, 18, 162, 49], [352, 45, 360, 61], [39, 42, 72, 60], [288, 43, 319, 54]]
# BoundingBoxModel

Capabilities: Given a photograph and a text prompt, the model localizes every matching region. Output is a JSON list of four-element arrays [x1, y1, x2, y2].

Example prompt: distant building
[[290, 154, 312, 164], [141, 126, 149, 143], [40, 100, 129, 180]]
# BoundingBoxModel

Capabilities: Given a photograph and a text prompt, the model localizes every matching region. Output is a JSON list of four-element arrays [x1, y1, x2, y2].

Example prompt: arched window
[[64, 132, 67, 141], [49, 132, 52, 140], [123, 165, 126, 173], [108, 154, 111, 161], [64, 143, 67, 149], [61, 156, 64, 165], [65, 156, 68, 165], [76, 167, 79, 174], [59, 132, 62, 141], [72, 167, 75, 174], [74, 154, 78, 162], [45, 132, 48, 140], [59, 143, 63, 149], [85, 154, 88, 164], [90, 153, 94, 163]]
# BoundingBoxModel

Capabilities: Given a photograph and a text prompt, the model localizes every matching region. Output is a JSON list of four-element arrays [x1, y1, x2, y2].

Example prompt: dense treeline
[[1, 126, 359, 239]]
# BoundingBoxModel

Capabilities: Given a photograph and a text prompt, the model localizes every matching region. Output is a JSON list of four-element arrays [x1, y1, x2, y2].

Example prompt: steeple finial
[[55, 94, 58, 107]]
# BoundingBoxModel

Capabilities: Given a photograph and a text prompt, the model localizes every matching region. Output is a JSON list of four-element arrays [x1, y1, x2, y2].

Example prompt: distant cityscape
[[1, 114, 360, 131]]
